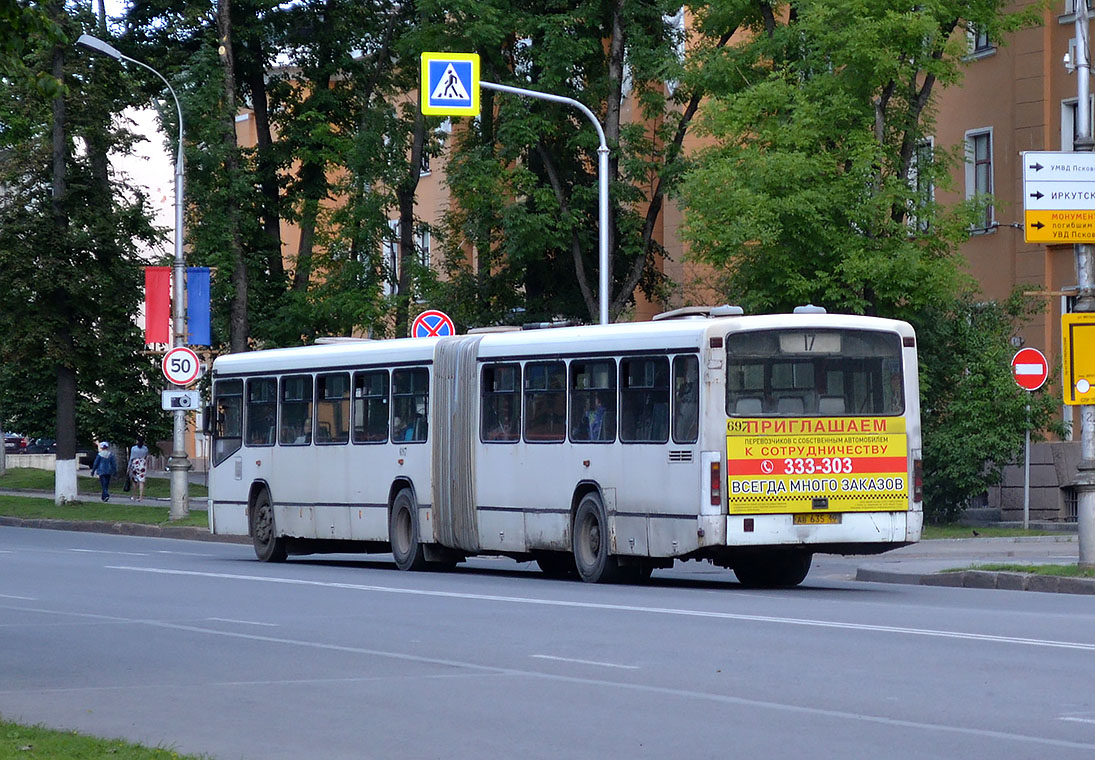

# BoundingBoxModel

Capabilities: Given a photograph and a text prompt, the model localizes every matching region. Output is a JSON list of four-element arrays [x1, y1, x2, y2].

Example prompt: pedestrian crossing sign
[[421, 52, 480, 116]]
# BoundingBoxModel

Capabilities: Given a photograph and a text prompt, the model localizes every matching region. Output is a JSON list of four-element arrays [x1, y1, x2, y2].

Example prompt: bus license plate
[[794, 513, 842, 525]]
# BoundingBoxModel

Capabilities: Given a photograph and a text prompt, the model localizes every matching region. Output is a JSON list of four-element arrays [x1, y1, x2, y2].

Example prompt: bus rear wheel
[[252, 490, 287, 563], [733, 551, 812, 588], [390, 489, 426, 571], [572, 493, 621, 583]]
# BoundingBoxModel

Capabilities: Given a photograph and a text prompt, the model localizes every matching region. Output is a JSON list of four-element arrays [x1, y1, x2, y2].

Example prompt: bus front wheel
[[252, 490, 287, 563], [390, 489, 426, 571], [733, 551, 812, 588], [572, 493, 621, 583]]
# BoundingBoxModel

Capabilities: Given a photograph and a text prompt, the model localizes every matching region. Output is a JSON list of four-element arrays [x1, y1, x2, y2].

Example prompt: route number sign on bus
[[162, 346, 201, 386]]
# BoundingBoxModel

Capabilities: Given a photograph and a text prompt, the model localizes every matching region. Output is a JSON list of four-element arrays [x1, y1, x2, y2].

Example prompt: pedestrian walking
[[127, 435, 150, 501], [90, 441, 117, 502]]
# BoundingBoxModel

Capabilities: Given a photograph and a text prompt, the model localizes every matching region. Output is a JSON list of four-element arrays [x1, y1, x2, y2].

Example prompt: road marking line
[[1060, 717, 1095, 725], [72, 549, 150, 556], [108, 565, 1095, 652], [531, 654, 639, 670], [0, 593, 36, 600], [207, 617, 278, 627]]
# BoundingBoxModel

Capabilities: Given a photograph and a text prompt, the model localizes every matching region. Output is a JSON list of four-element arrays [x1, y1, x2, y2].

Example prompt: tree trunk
[[217, 0, 249, 352], [245, 35, 283, 283]]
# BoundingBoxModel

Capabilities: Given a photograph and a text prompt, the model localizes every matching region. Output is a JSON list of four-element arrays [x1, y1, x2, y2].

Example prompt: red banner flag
[[144, 266, 171, 344]]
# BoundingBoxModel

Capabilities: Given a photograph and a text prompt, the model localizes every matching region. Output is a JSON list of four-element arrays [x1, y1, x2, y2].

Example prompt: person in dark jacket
[[90, 441, 117, 502]]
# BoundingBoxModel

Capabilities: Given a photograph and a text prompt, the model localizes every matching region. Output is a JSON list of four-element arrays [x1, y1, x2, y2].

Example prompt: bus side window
[[481, 363, 521, 442], [279, 374, 313, 446], [392, 367, 429, 443], [570, 359, 616, 443], [673, 355, 699, 444], [353, 370, 389, 443], [315, 372, 350, 445], [620, 356, 669, 443], [212, 379, 243, 466], [246, 378, 277, 446], [524, 361, 566, 442]]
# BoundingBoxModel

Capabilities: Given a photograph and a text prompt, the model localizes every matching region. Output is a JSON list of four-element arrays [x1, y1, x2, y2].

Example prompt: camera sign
[[162, 390, 202, 411], [162, 346, 201, 386]]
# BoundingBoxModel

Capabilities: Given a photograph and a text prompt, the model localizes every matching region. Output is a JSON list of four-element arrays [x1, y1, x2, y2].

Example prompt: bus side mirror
[[202, 405, 214, 437]]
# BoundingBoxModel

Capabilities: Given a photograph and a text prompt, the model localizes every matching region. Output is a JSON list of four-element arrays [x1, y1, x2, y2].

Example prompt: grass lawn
[[963, 563, 1095, 578], [0, 466, 206, 500], [0, 717, 212, 759], [0, 493, 208, 527], [921, 524, 1061, 540]]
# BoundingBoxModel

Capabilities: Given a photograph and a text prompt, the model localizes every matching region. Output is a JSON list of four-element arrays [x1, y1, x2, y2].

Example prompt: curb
[[856, 566, 1095, 595], [0, 515, 248, 544]]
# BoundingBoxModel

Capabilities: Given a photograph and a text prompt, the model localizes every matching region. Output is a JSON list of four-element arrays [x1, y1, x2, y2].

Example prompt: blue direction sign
[[421, 52, 480, 116], [411, 309, 456, 338]]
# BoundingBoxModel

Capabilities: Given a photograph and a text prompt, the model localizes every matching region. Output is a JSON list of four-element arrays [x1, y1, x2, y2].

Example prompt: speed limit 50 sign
[[162, 346, 201, 386]]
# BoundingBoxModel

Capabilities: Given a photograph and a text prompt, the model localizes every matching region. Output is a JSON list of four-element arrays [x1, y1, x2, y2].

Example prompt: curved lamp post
[[76, 34, 190, 520]]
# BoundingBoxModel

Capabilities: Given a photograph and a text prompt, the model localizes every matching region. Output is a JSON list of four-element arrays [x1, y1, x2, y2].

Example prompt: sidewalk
[[854, 535, 1095, 594]]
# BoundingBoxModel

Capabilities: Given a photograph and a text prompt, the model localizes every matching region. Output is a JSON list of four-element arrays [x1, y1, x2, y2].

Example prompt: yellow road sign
[[1024, 210, 1095, 244], [1062, 312, 1095, 405]]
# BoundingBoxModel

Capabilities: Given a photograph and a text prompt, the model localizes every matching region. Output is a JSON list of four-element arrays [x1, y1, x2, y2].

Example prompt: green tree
[[678, 0, 1044, 521], [0, 4, 168, 497], [421, 0, 726, 328]]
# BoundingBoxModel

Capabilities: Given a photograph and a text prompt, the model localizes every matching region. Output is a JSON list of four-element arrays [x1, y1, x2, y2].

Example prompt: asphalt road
[[3, 525, 1095, 760]]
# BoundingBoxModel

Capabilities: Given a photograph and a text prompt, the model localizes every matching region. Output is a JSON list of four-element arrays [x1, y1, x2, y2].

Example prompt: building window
[[1062, 98, 1095, 150], [908, 138, 935, 233], [420, 152, 431, 175], [965, 129, 994, 230], [968, 25, 993, 55], [383, 218, 400, 296]]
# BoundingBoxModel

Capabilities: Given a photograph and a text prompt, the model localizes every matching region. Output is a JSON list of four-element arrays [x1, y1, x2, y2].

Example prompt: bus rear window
[[726, 329, 903, 417]]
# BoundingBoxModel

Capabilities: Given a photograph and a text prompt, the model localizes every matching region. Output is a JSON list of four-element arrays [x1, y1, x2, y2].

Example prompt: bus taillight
[[710, 461, 721, 506], [913, 458, 923, 503]]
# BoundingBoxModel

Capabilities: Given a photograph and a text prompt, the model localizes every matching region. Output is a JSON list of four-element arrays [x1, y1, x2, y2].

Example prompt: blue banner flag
[[186, 267, 211, 346]]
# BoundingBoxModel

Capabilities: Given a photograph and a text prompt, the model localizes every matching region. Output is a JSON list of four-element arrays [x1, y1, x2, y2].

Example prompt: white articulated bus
[[207, 306, 922, 587]]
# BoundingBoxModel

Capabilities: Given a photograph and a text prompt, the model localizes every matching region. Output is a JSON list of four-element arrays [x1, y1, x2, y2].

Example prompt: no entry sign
[[1011, 347, 1048, 392], [411, 310, 455, 338]]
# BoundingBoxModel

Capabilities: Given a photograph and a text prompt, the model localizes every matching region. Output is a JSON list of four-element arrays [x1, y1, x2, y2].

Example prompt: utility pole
[[1072, 4, 1095, 566]]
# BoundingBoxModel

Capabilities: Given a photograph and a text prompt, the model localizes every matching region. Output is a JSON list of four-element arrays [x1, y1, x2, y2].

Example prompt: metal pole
[[1024, 402, 1030, 530], [480, 80, 611, 325], [76, 35, 190, 519], [1074, 5, 1095, 565]]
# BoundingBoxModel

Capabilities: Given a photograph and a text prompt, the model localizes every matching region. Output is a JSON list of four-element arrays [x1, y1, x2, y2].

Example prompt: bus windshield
[[725, 329, 903, 417]]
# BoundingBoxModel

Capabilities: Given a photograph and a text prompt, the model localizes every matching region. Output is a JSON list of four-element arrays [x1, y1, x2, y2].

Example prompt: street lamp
[[76, 34, 191, 520]]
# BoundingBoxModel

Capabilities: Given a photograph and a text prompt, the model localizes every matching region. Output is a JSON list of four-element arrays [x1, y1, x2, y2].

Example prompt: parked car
[[24, 438, 57, 454], [4, 433, 28, 454]]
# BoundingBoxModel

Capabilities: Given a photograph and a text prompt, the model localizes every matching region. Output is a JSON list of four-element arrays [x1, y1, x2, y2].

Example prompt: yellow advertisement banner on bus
[[726, 417, 909, 514]]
